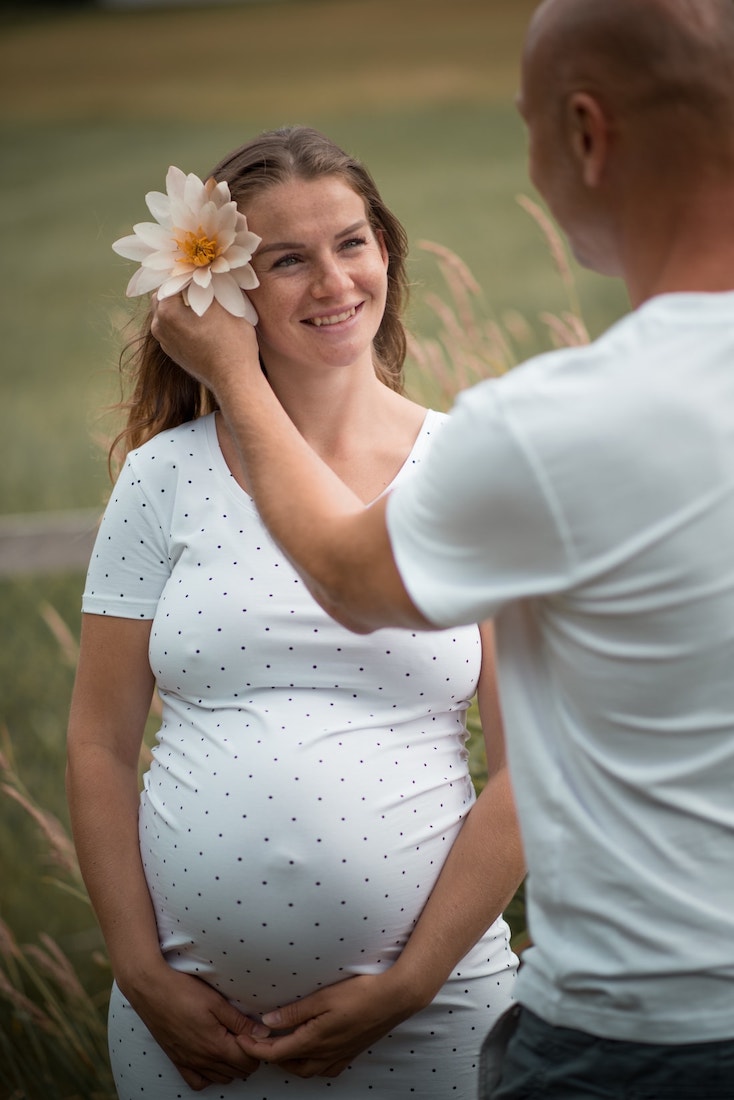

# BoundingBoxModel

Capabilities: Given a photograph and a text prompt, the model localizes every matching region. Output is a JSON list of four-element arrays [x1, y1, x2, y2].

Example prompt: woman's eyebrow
[[256, 220, 368, 256]]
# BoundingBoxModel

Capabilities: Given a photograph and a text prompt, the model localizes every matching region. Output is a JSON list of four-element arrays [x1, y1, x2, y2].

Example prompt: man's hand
[[150, 293, 260, 400], [235, 971, 424, 1079], [122, 966, 268, 1090]]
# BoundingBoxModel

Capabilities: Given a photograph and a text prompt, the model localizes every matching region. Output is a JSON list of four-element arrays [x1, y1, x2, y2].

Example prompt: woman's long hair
[[109, 126, 410, 473]]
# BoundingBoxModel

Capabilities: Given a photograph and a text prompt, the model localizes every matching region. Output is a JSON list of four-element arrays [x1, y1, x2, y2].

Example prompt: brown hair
[[110, 126, 409, 471]]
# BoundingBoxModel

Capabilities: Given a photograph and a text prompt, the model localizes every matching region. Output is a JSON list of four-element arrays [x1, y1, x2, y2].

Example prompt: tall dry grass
[[0, 727, 115, 1099], [407, 195, 589, 409]]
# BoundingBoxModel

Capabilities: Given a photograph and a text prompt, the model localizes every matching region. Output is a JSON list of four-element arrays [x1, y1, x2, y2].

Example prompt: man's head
[[518, 0, 734, 281]]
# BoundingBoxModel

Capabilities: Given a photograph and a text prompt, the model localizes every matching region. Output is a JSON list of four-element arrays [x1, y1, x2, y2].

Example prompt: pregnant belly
[[139, 720, 474, 1014]]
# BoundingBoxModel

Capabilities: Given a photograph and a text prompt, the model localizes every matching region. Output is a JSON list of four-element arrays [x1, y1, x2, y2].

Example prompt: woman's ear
[[566, 91, 609, 188]]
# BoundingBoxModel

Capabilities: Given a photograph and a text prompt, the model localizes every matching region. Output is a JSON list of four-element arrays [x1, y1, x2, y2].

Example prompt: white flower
[[112, 165, 261, 322]]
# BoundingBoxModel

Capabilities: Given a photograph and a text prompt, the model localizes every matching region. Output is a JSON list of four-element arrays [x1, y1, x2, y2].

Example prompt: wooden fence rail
[[0, 510, 100, 577]]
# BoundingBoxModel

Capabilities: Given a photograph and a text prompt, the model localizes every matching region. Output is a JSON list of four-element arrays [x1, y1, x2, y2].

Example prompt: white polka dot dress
[[83, 412, 518, 1097]]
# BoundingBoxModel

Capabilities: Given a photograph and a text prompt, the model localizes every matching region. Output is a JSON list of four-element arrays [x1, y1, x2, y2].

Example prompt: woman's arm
[[66, 613, 264, 1089], [236, 621, 525, 1077]]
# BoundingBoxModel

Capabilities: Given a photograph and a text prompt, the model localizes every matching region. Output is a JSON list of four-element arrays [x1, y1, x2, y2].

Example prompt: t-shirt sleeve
[[386, 380, 573, 627], [82, 453, 172, 619]]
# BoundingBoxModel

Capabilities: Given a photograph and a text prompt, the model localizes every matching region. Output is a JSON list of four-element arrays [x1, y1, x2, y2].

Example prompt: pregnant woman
[[66, 126, 523, 1097]]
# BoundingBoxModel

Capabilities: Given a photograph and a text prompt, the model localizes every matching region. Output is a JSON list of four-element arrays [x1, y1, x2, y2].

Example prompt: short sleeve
[[386, 379, 573, 626], [82, 453, 171, 619]]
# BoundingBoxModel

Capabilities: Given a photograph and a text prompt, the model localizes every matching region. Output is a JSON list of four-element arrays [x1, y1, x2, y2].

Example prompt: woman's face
[[245, 175, 389, 379]]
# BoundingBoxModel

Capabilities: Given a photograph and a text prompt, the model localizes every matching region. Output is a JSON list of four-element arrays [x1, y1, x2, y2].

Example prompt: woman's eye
[[272, 254, 301, 269], [341, 237, 367, 251]]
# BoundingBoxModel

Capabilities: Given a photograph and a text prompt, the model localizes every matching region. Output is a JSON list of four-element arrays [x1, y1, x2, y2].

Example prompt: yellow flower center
[[176, 227, 221, 267]]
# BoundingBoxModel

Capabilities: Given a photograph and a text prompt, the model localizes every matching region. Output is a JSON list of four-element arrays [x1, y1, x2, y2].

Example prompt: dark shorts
[[479, 1004, 734, 1099]]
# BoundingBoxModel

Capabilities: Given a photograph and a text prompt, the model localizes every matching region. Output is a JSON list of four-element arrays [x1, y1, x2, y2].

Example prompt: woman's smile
[[303, 303, 362, 327]]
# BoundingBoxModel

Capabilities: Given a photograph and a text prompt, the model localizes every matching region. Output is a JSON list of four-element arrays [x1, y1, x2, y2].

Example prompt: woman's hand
[[235, 970, 423, 1079], [121, 964, 268, 1090], [150, 294, 261, 402]]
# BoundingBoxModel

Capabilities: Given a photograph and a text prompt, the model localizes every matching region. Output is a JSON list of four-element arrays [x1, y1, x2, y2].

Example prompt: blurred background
[[0, 1, 628, 1092], [1, 0, 628, 517]]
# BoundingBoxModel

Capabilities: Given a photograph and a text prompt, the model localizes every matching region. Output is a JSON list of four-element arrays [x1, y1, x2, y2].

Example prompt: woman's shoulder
[[115, 414, 217, 507], [126, 413, 215, 466]]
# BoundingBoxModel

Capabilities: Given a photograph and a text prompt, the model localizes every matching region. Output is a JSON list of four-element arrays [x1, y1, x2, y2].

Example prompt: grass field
[[0, 1, 625, 1089]]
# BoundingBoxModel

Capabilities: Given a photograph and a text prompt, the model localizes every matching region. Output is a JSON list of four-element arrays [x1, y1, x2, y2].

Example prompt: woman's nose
[[312, 255, 352, 297]]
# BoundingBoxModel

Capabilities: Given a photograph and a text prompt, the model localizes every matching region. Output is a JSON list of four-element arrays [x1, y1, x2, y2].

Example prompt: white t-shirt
[[387, 292, 734, 1043]]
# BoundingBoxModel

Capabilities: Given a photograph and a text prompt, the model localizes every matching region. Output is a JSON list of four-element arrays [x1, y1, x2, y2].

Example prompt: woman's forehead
[[245, 176, 368, 233]]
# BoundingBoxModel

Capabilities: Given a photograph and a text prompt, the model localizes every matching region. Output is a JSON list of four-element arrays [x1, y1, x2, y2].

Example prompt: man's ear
[[566, 91, 609, 187]]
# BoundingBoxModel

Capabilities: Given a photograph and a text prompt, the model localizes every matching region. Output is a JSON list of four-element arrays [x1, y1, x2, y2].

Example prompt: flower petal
[[219, 244, 257, 269], [232, 263, 260, 291], [126, 265, 166, 297], [187, 280, 215, 316], [241, 294, 259, 326], [112, 233, 154, 261], [192, 266, 212, 287], [211, 273, 248, 317], [145, 189, 172, 226], [219, 200, 239, 232], [196, 201, 227, 244], [165, 166, 188, 204], [168, 197, 199, 233], [203, 177, 232, 210], [200, 200, 237, 249], [157, 271, 195, 298], [209, 179, 232, 207], [140, 251, 179, 271], [233, 228, 263, 256], [184, 171, 207, 211], [130, 222, 175, 252], [212, 274, 259, 323]]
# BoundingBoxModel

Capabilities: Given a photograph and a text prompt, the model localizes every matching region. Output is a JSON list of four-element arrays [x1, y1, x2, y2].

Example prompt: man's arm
[[150, 296, 431, 633]]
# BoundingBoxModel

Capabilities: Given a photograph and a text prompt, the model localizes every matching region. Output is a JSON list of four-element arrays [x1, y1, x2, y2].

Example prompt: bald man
[[152, 0, 734, 1095]]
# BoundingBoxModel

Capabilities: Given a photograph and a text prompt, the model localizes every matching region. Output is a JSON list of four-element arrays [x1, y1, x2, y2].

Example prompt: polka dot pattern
[[85, 413, 518, 1096]]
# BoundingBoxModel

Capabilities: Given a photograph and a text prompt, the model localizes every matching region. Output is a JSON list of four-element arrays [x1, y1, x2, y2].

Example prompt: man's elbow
[[308, 575, 432, 635], [310, 582, 384, 634]]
